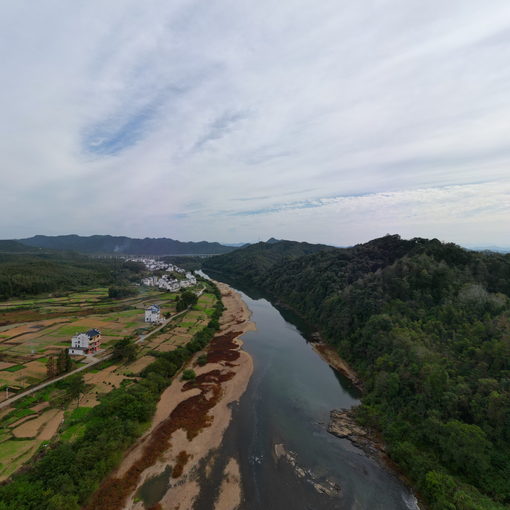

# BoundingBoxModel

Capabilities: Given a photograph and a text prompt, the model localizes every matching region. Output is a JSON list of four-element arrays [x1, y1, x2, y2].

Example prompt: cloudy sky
[[1, 1, 509, 246]]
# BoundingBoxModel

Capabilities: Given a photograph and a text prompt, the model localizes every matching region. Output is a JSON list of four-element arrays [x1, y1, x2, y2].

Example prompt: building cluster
[[131, 257, 198, 292], [141, 273, 196, 292], [68, 329, 101, 356]]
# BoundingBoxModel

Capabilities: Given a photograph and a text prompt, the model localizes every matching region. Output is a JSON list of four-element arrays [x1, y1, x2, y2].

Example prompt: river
[[193, 286, 419, 510]]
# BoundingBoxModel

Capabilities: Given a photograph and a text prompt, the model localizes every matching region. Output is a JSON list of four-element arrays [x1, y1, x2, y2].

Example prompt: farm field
[[0, 286, 218, 482], [0, 287, 177, 392]]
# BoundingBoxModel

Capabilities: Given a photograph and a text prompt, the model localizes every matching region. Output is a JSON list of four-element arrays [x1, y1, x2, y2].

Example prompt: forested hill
[[203, 238, 335, 282], [0, 240, 43, 253], [18, 234, 234, 256], [0, 251, 145, 300], [204, 235, 510, 510]]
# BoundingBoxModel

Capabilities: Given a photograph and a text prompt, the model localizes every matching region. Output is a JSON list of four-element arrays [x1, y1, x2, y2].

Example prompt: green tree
[[64, 349, 73, 372], [66, 374, 86, 406], [112, 337, 137, 362], [56, 349, 67, 374], [182, 369, 196, 381], [176, 290, 198, 311], [439, 420, 492, 480], [108, 285, 138, 299], [46, 356, 56, 379]]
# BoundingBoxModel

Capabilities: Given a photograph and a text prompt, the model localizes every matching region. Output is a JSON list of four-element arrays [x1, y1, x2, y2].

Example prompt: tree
[[108, 285, 138, 299], [182, 369, 196, 381], [66, 374, 86, 406], [56, 349, 66, 374], [176, 290, 198, 312], [64, 350, 73, 372], [439, 420, 492, 480], [113, 337, 137, 362], [46, 356, 56, 379]]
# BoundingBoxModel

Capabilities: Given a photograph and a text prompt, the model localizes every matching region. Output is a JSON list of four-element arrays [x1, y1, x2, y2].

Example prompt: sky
[[1, 1, 509, 247]]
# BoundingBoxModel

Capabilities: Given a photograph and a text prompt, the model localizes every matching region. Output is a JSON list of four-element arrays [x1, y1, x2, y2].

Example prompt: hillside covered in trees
[[0, 248, 144, 300], [204, 235, 510, 510], [204, 239, 335, 282]]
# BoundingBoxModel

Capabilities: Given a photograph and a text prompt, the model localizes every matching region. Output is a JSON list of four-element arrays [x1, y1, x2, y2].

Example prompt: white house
[[145, 304, 161, 323], [69, 329, 101, 356]]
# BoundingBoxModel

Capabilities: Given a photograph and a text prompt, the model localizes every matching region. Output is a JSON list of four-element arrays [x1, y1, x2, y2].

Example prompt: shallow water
[[193, 288, 419, 510]]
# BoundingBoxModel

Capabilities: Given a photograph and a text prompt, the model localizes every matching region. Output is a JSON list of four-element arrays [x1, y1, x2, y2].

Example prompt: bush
[[181, 369, 196, 381], [108, 285, 138, 299]]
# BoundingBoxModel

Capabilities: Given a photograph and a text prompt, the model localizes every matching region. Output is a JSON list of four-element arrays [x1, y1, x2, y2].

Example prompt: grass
[[67, 406, 91, 422], [0, 440, 35, 461], [3, 365, 24, 373], [0, 440, 38, 480], [49, 324, 82, 337], [4, 409, 37, 427], [60, 423, 86, 443]]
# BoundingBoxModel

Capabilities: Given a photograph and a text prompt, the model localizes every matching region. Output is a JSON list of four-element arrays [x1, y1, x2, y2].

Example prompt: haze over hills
[[17, 234, 235, 256]]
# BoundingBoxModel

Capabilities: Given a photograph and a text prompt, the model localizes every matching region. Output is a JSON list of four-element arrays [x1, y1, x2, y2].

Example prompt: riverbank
[[328, 409, 424, 509], [86, 283, 255, 510], [311, 342, 363, 391]]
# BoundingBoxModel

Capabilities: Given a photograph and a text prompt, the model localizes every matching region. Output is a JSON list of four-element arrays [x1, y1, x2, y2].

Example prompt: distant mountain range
[[16, 234, 235, 256], [464, 244, 510, 253]]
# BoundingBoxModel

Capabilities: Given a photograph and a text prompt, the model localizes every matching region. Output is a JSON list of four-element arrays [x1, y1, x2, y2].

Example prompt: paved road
[[0, 286, 206, 410]]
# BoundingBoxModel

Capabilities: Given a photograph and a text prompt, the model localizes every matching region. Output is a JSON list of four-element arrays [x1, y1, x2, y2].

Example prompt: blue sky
[[0, 1, 509, 246]]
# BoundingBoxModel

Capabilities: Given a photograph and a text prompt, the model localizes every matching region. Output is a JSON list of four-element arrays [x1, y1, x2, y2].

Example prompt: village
[[127, 256, 198, 292]]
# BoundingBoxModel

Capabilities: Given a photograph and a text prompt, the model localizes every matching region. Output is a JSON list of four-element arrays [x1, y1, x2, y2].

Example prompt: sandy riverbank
[[86, 282, 255, 510]]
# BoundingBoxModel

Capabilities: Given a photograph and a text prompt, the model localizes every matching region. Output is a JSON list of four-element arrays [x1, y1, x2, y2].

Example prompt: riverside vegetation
[[0, 281, 224, 510], [204, 235, 510, 510]]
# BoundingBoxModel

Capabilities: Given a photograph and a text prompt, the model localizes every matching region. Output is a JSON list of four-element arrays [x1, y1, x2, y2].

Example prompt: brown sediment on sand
[[214, 457, 241, 510], [312, 342, 363, 391], [172, 450, 191, 478], [85, 282, 255, 510]]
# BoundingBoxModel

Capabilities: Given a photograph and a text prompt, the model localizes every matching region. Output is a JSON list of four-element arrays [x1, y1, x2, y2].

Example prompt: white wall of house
[[71, 333, 90, 349], [69, 348, 86, 355], [145, 309, 160, 323]]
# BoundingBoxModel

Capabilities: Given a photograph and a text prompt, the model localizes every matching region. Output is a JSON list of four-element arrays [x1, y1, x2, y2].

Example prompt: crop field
[[0, 286, 218, 482], [0, 287, 178, 391]]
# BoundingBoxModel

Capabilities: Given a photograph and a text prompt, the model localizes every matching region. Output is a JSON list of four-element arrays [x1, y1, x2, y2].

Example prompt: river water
[[193, 287, 419, 510]]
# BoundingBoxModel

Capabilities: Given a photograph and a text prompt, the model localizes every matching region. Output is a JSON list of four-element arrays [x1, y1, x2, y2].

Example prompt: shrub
[[181, 369, 196, 381]]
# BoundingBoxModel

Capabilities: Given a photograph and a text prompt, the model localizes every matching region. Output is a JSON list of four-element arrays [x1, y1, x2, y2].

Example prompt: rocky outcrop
[[273, 443, 340, 497], [327, 409, 386, 459]]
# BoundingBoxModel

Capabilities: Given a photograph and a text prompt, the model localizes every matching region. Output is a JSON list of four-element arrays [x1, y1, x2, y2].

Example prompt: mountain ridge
[[17, 234, 234, 256]]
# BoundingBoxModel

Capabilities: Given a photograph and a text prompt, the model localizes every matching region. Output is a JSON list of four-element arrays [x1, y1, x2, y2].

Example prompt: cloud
[[0, 0, 509, 246]]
